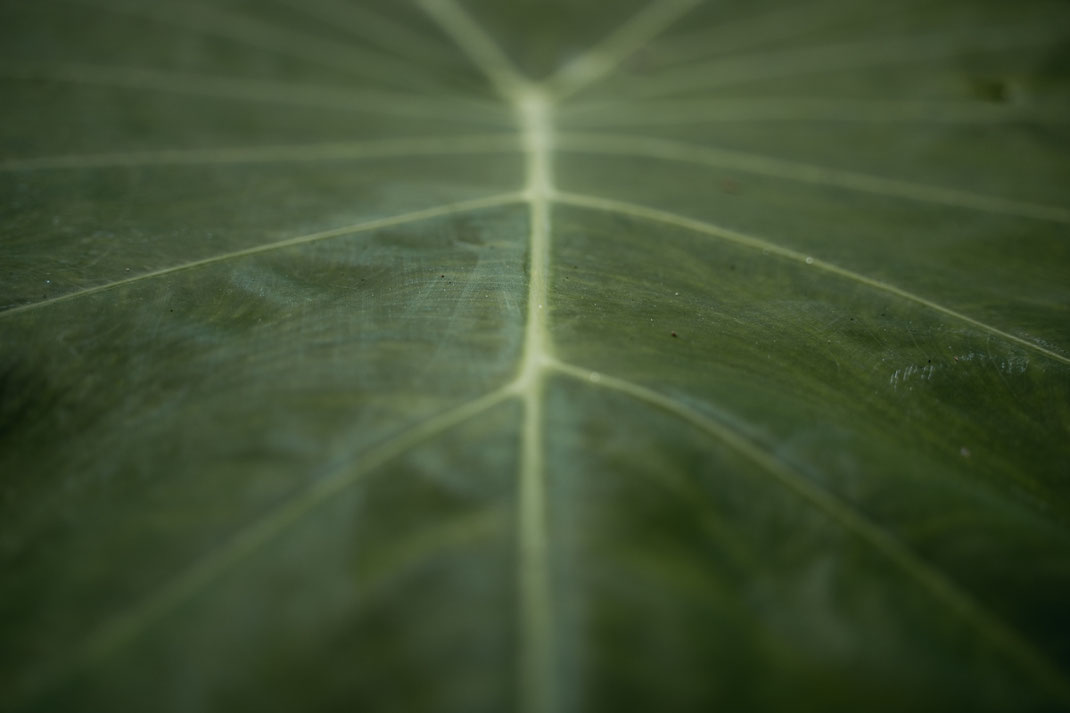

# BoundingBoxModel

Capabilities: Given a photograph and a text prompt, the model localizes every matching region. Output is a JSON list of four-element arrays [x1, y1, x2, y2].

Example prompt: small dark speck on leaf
[[970, 78, 1009, 103], [671, 331, 677, 338], [440, 274, 444, 278]]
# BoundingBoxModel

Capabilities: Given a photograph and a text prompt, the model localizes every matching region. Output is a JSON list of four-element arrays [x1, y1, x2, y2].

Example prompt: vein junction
[[415, 4, 564, 711], [510, 86, 556, 713], [42, 0, 1069, 708], [418, 1, 1070, 708]]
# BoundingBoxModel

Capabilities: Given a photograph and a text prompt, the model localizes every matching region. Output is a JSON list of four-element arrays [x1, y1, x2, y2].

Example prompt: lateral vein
[[553, 191, 1070, 367], [546, 0, 703, 100], [558, 97, 1060, 127], [415, 0, 533, 100], [610, 23, 1064, 98], [0, 134, 522, 172], [81, 385, 514, 662], [555, 133, 1070, 224], [0, 193, 522, 319], [548, 358, 1070, 704]]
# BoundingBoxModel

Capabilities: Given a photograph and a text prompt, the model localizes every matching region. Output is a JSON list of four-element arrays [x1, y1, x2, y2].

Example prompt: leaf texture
[[1, 1, 1069, 711]]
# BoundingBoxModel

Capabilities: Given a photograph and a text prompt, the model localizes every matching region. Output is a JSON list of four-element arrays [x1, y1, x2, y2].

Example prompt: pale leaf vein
[[556, 133, 1070, 224], [553, 191, 1070, 366], [548, 358, 1070, 703], [0, 193, 522, 319]]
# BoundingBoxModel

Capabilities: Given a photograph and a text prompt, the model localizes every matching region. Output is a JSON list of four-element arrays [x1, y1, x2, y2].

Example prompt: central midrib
[[412, 3, 709, 710], [512, 86, 557, 713], [16, 0, 1068, 709]]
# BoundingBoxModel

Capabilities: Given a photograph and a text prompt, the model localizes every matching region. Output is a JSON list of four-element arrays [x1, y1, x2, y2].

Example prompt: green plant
[[1, 0, 1068, 711]]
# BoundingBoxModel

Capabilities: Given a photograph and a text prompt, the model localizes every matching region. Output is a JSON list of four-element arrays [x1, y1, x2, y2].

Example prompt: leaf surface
[[2, 1, 1069, 711]]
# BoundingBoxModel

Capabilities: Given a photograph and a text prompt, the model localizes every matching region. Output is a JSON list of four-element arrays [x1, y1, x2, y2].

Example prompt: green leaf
[[2, 0, 1069, 711]]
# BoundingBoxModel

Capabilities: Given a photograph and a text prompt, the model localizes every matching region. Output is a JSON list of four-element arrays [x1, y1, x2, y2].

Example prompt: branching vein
[[416, 0, 533, 101], [418, 3, 561, 712], [547, 358, 1070, 704], [510, 86, 556, 713], [79, 384, 514, 666], [0, 193, 522, 319], [545, 0, 703, 100], [17, 0, 1068, 708], [554, 191, 1070, 366], [0, 134, 521, 172], [556, 133, 1070, 224], [608, 23, 1062, 98], [559, 97, 1059, 127]]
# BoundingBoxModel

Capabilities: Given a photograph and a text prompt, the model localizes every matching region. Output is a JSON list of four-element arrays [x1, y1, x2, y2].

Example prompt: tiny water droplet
[[805, 256, 814, 265]]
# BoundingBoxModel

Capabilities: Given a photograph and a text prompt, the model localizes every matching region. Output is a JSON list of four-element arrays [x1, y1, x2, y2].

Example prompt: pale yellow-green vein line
[[509, 88, 557, 713], [0, 193, 523, 319], [556, 134, 1070, 225], [80, 384, 514, 663], [416, 3, 558, 711], [548, 358, 1070, 704], [416, 0, 533, 100], [612, 23, 1062, 98], [558, 97, 1059, 127], [0, 135, 522, 172], [553, 191, 1070, 367], [546, 0, 704, 100]]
